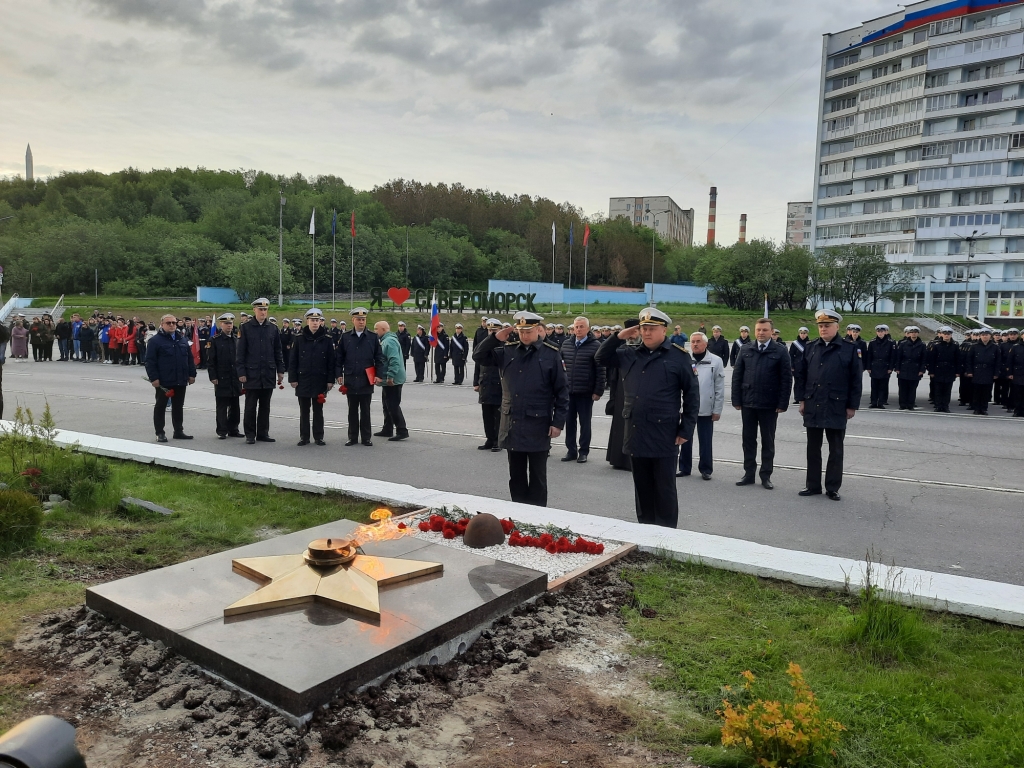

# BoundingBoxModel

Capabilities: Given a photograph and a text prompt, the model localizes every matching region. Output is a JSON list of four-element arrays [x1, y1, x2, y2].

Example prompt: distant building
[[786, 202, 813, 249], [608, 196, 694, 246], [25, 144, 33, 182]]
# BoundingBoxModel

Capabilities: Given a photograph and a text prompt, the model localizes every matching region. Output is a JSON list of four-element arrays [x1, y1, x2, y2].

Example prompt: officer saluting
[[794, 309, 862, 501], [596, 307, 699, 528], [335, 307, 386, 446], [473, 311, 569, 507], [236, 298, 285, 444], [207, 313, 243, 439]]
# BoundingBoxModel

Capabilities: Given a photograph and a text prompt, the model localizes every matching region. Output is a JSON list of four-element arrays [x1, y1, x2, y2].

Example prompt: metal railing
[[49, 294, 64, 320], [0, 294, 20, 324]]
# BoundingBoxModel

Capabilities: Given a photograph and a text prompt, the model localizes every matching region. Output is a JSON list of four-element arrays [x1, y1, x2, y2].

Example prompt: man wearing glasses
[[144, 314, 197, 443], [236, 298, 285, 444]]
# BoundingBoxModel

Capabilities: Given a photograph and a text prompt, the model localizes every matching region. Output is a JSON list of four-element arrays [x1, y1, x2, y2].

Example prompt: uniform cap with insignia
[[240, 312, 249, 318], [798, 326, 809, 333], [875, 324, 889, 331], [417, 324, 425, 330], [251, 297, 270, 308], [218, 313, 235, 321], [398, 321, 406, 326], [331, 318, 338, 323], [814, 309, 842, 324], [455, 323, 463, 328], [612, 324, 623, 331], [545, 323, 555, 330], [979, 328, 992, 335], [437, 321, 445, 327], [638, 307, 671, 327], [502, 322, 512, 328], [350, 307, 369, 317], [269, 317, 277, 324], [938, 326, 953, 333], [292, 318, 300, 324], [486, 318, 503, 329], [1009, 328, 1020, 333], [847, 324, 861, 331], [712, 325, 722, 331], [739, 325, 750, 332], [555, 323, 565, 329], [513, 311, 544, 329], [305, 307, 324, 318]]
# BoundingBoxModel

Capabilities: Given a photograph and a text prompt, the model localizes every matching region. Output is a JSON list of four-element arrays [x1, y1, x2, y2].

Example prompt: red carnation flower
[[500, 519, 515, 535], [545, 544, 558, 554], [430, 520, 444, 532], [241, 387, 247, 395], [442, 528, 456, 539], [164, 389, 175, 398], [397, 522, 407, 529], [418, 522, 430, 532], [317, 393, 327, 404]]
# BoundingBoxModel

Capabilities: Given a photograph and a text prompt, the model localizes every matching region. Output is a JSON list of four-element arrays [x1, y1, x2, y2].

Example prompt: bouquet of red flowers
[[162, 387, 175, 398], [317, 392, 327, 405]]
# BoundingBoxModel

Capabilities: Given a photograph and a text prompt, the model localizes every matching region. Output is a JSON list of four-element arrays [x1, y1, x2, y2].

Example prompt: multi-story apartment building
[[786, 202, 814, 249], [608, 196, 695, 246], [814, 0, 1024, 323]]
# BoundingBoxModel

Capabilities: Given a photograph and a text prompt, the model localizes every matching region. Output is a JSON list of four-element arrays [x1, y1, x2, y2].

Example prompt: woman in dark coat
[[475, 319, 503, 451], [288, 309, 336, 446], [410, 325, 429, 382]]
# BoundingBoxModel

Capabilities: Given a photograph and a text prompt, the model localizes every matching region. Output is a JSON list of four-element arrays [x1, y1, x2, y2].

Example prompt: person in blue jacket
[[144, 313, 197, 442]]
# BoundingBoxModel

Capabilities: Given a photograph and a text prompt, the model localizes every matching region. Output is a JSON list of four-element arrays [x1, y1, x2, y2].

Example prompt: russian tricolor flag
[[428, 291, 440, 347]]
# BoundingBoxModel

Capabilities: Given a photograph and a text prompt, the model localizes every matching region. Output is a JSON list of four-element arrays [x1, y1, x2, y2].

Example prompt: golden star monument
[[225, 536, 442, 621]]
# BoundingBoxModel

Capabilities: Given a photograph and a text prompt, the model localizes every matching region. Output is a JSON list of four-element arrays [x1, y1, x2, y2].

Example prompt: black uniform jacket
[[288, 326, 336, 398], [927, 339, 960, 382], [434, 330, 450, 360], [476, 336, 503, 406], [707, 335, 730, 363], [794, 336, 863, 430], [959, 339, 974, 375], [336, 330, 386, 396], [894, 338, 927, 379], [397, 329, 411, 360], [207, 333, 242, 397], [731, 339, 793, 411], [730, 336, 750, 367], [596, 336, 699, 459], [967, 342, 1001, 385], [235, 318, 285, 389], [1007, 342, 1024, 380], [865, 335, 895, 378], [449, 332, 470, 363], [788, 337, 808, 372], [473, 334, 569, 453], [411, 333, 430, 362]]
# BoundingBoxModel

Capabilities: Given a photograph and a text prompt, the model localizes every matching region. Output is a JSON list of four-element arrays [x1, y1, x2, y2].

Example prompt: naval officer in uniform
[[473, 311, 569, 506], [235, 298, 285, 444]]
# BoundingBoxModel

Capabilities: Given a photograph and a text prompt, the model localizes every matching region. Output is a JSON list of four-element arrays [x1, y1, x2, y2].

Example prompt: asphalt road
[[4, 353, 1022, 586]]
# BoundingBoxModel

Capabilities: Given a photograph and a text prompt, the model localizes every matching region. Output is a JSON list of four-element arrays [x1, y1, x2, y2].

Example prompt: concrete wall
[[197, 287, 241, 304], [488, 281, 707, 306]]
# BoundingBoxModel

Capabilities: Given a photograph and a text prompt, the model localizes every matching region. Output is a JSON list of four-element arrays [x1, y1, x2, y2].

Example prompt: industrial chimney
[[706, 187, 717, 245], [25, 144, 33, 183], [739, 214, 747, 244]]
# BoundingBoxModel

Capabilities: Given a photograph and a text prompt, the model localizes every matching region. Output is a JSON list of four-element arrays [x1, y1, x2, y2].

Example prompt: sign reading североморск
[[369, 287, 537, 312]]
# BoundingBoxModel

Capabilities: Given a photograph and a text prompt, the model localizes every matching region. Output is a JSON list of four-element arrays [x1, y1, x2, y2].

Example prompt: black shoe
[[246, 437, 256, 445], [388, 434, 408, 441], [675, 471, 690, 478], [256, 435, 275, 442], [798, 488, 822, 496], [345, 439, 358, 446], [878, 404, 886, 409], [228, 432, 244, 438], [478, 443, 494, 450], [362, 440, 373, 446], [561, 453, 578, 462], [576, 455, 588, 464], [899, 407, 907, 410], [156, 433, 168, 443], [762, 480, 774, 490], [826, 491, 841, 501], [218, 434, 227, 440], [491, 446, 501, 452], [297, 439, 310, 446], [315, 439, 326, 446], [701, 473, 712, 481], [172, 432, 193, 440], [373, 430, 392, 437], [736, 477, 756, 486]]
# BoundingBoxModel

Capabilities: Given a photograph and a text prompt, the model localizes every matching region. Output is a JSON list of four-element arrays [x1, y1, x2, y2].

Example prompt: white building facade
[[608, 195, 694, 246], [814, 0, 1024, 322], [786, 202, 814, 249]]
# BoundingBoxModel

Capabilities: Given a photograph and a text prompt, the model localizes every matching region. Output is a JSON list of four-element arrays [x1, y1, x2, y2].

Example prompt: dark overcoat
[[144, 329, 197, 388], [288, 326, 336, 398], [793, 336, 863, 430], [865, 335, 895, 378], [926, 339, 960, 383], [235, 318, 285, 389], [335, 329, 386, 396], [207, 333, 242, 397], [894, 338, 927, 379], [449, 332, 470, 364], [967, 342, 1001, 385]]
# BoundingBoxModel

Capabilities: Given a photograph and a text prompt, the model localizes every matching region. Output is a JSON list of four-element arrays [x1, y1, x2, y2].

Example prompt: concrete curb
[[28, 425, 1024, 628]]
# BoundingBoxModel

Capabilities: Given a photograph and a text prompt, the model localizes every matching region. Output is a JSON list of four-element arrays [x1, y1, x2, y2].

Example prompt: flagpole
[[551, 222, 555, 314], [311, 231, 316, 307], [350, 213, 355, 310], [582, 243, 589, 314], [567, 223, 573, 314], [332, 209, 337, 311]]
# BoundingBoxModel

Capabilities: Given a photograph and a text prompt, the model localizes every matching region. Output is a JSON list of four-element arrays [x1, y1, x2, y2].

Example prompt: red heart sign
[[387, 287, 411, 305]]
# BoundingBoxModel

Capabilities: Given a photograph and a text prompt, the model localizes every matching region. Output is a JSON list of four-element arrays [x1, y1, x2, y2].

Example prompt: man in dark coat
[[729, 326, 751, 367], [335, 307, 386, 446], [197, 318, 211, 370], [865, 324, 895, 408], [730, 318, 792, 489], [788, 327, 810, 403], [329, 319, 343, 349], [411, 325, 429, 382], [707, 326, 730, 362], [55, 317, 72, 361], [551, 324, 567, 349], [289, 308, 336, 446], [1007, 330, 1024, 416], [958, 331, 976, 406], [207, 313, 243, 439], [235, 298, 285, 444], [893, 326, 927, 410], [474, 318, 504, 451], [926, 326, 960, 413], [144, 313, 197, 442], [965, 328, 1001, 415], [449, 323, 470, 385], [473, 311, 569, 507], [794, 309, 862, 501], [559, 316, 606, 464], [396, 321, 411, 370], [432, 323, 450, 383], [998, 329, 1019, 409], [596, 307, 698, 527], [472, 318, 490, 387]]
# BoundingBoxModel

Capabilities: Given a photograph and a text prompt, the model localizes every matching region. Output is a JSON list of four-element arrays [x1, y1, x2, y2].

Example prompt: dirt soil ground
[[5, 554, 699, 767]]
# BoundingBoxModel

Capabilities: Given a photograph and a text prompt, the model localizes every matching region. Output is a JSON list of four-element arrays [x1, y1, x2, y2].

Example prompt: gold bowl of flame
[[304, 537, 358, 567]]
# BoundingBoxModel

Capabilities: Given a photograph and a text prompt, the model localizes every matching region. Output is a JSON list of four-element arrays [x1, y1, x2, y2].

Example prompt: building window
[[829, 52, 860, 70], [925, 71, 949, 88], [913, 29, 927, 45], [625, 204, 630, 210], [965, 34, 1011, 54], [929, 18, 962, 36], [911, 53, 926, 67]]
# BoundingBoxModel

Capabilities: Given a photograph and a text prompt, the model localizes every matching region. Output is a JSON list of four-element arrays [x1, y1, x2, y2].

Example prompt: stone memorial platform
[[86, 520, 546, 719]]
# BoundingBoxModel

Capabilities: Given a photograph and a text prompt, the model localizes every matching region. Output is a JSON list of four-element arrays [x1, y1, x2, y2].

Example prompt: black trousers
[[564, 394, 594, 456], [972, 381, 993, 413], [243, 388, 274, 438], [0, 365, 5, 419], [959, 376, 973, 405], [932, 379, 953, 411], [631, 455, 678, 528], [215, 396, 240, 436], [435, 357, 447, 381], [413, 359, 425, 382], [154, 385, 186, 436], [481, 403, 500, 445], [1013, 383, 1024, 416], [678, 415, 714, 475], [740, 408, 778, 480], [380, 385, 407, 436], [347, 393, 372, 442], [805, 427, 845, 493], [996, 378, 1011, 406], [452, 361, 466, 384], [298, 396, 325, 441], [508, 450, 548, 506], [869, 376, 889, 407], [897, 378, 919, 409]]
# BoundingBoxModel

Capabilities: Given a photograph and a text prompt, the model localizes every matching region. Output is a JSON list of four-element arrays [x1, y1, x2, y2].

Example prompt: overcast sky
[[0, 0, 897, 242]]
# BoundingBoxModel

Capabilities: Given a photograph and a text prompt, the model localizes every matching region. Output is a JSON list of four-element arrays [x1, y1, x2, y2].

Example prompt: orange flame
[[351, 508, 412, 547]]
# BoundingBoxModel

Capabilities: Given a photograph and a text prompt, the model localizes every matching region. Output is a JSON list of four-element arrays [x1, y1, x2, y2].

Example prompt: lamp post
[[647, 209, 670, 306], [278, 192, 286, 307]]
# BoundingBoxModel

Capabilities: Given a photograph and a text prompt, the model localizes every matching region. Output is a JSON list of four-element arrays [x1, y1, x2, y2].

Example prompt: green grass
[[621, 558, 1024, 767]]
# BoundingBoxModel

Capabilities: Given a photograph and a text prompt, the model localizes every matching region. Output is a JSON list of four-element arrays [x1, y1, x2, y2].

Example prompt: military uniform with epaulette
[[595, 308, 699, 528], [958, 333, 976, 405], [926, 327, 960, 413], [235, 299, 285, 443], [207, 313, 243, 438], [335, 308, 387, 445]]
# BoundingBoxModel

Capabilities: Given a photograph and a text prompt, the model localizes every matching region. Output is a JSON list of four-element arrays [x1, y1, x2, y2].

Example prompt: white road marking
[[79, 378, 130, 384]]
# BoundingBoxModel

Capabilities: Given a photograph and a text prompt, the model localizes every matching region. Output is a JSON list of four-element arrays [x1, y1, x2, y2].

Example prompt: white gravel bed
[[409, 527, 617, 581]]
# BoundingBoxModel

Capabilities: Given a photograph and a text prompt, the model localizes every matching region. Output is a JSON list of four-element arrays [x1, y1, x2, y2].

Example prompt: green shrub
[[0, 490, 43, 552], [843, 583, 929, 662], [42, 452, 111, 502]]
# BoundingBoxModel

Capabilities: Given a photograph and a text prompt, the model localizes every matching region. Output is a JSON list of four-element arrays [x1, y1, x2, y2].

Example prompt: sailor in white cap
[[411, 324, 429, 382], [336, 307, 386, 445], [730, 325, 751, 367], [928, 325, 960, 412], [708, 325, 729, 361], [207, 313, 243, 438], [789, 327, 811, 404], [595, 307, 698, 527], [236, 297, 285, 444], [866, 323, 895, 408], [792, 308, 861, 501], [432, 320, 450, 383], [473, 310, 569, 506], [1007, 328, 1024, 416], [288, 307, 335, 446], [449, 322, 469, 384], [396, 320, 411, 370], [894, 324, 926, 410], [965, 327, 1000, 415]]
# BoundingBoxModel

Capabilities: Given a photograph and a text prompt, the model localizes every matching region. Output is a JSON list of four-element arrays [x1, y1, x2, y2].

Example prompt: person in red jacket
[[124, 320, 138, 365], [108, 318, 125, 365]]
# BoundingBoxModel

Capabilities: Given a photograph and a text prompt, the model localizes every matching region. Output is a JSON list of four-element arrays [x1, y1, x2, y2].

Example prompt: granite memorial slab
[[86, 520, 546, 718]]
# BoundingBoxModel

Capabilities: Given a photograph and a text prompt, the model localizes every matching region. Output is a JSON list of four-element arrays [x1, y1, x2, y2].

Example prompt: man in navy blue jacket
[[144, 313, 197, 442]]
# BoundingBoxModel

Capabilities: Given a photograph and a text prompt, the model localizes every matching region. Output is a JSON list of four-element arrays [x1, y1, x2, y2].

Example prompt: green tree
[[223, 248, 300, 301], [813, 245, 914, 311]]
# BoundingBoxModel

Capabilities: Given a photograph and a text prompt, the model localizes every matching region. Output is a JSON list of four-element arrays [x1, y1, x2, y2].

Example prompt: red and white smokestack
[[707, 186, 717, 245], [739, 213, 747, 244]]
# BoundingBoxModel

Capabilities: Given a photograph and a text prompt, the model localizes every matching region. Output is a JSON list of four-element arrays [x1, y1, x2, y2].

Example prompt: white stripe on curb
[[28, 425, 1024, 628]]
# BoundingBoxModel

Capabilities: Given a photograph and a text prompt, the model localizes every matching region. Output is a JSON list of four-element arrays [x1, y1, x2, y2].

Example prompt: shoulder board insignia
[[505, 341, 521, 347], [544, 341, 560, 351], [672, 343, 687, 353]]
